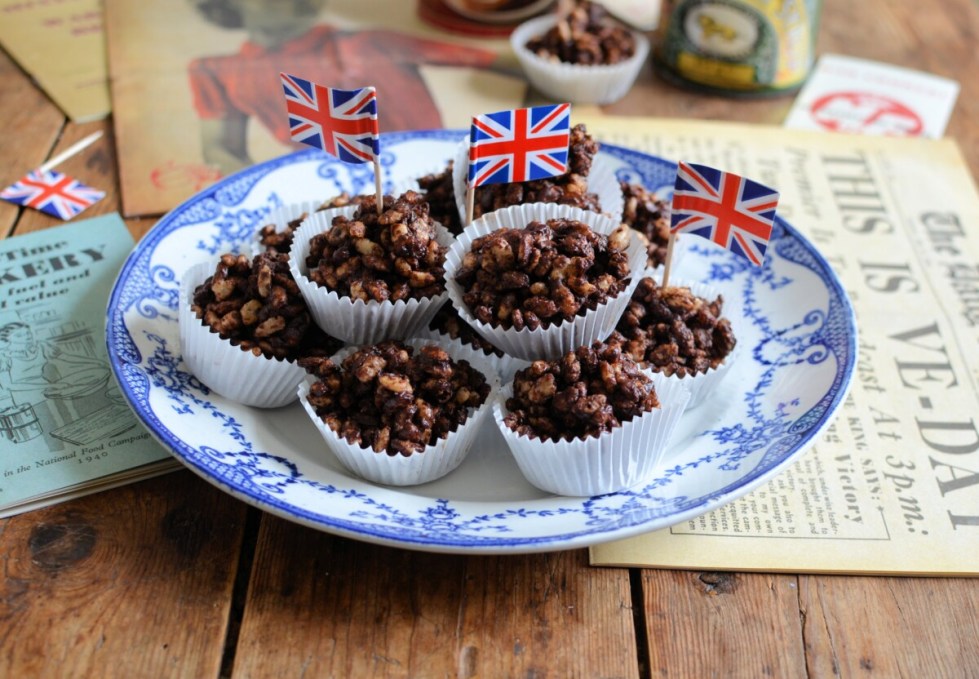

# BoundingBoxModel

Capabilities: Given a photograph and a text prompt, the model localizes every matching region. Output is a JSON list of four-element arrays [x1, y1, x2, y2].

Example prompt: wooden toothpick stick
[[38, 131, 103, 173], [373, 157, 383, 215], [465, 183, 475, 227], [661, 232, 677, 288]]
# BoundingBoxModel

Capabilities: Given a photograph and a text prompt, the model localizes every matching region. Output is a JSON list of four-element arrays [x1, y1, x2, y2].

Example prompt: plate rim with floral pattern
[[106, 128, 857, 554]]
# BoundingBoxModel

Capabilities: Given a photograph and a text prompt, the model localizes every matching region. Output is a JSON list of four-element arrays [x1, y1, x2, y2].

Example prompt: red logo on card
[[809, 91, 924, 136]]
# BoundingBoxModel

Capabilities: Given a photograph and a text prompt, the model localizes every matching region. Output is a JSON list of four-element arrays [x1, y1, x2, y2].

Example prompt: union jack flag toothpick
[[1, 169, 105, 221], [280, 73, 379, 164], [468, 103, 571, 187], [280, 72, 383, 212], [465, 103, 571, 224], [661, 161, 779, 286]]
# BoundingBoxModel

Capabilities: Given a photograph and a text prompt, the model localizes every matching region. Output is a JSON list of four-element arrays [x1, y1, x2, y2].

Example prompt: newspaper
[[0, 214, 177, 518], [584, 116, 979, 575]]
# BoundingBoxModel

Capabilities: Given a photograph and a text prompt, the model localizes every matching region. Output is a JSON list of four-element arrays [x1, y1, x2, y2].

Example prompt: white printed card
[[783, 54, 959, 138]]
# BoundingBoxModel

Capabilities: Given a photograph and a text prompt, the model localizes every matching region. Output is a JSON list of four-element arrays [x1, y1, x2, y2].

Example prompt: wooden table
[[2, 1, 978, 676]]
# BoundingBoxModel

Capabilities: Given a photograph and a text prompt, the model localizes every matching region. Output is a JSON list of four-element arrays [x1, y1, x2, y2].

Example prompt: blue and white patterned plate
[[106, 130, 857, 554]]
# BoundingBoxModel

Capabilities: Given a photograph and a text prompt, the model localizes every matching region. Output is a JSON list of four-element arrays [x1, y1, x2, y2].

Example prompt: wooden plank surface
[[0, 47, 63, 236], [800, 575, 979, 677], [639, 570, 806, 677], [0, 472, 247, 679], [232, 517, 639, 678], [0, 47, 245, 677]]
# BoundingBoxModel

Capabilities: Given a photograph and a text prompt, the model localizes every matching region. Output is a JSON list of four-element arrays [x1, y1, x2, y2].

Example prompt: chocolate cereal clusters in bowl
[[254, 193, 366, 255], [289, 190, 453, 344], [179, 252, 342, 408], [620, 181, 673, 269], [608, 276, 740, 408], [510, 0, 650, 104], [416, 302, 531, 382], [298, 339, 498, 486], [416, 161, 465, 236], [493, 341, 690, 496], [174, 132, 730, 494], [458, 219, 629, 330], [444, 203, 647, 360]]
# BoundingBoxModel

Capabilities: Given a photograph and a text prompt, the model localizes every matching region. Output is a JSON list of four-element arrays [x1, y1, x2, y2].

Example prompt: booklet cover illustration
[[0, 214, 174, 516]]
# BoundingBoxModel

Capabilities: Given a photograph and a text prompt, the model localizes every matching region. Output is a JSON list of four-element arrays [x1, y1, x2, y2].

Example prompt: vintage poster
[[104, 0, 528, 217], [0, 214, 176, 518], [0, 0, 109, 122], [584, 116, 979, 575]]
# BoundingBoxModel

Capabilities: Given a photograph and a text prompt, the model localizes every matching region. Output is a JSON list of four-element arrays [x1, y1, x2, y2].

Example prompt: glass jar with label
[[654, 0, 822, 97]]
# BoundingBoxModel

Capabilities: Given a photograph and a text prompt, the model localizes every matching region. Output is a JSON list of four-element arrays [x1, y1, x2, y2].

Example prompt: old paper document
[[0, 0, 109, 122], [783, 54, 960, 139], [104, 0, 526, 217], [585, 116, 979, 575]]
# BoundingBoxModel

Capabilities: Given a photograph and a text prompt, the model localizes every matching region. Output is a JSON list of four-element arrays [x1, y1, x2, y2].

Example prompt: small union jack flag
[[0, 169, 105, 220], [670, 161, 779, 267], [280, 73, 379, 164], [468, 103, 571, 187]]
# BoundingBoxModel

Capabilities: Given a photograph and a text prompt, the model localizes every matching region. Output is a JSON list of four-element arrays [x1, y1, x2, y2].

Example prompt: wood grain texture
[[232, 516, 639, 679], [455, 546, 638, 679], [0, 47, 64, 236], [0, 472, 246, 679], [639, 570, 806, 678], [800, 575, 979, 677]]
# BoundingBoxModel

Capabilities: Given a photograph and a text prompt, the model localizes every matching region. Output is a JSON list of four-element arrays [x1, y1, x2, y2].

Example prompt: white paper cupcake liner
[[443, 203, 647, 361], [298, 338, 501, 486], [413, 306, 531, 383], [639, 278, 743, 410], [510, 14, 650, 105], [289, 206, 452, 344], [452, 139, 624, 230], [493, 372, 691, 496], [178, 261, 307, 408], [587, 152, 625, 226]]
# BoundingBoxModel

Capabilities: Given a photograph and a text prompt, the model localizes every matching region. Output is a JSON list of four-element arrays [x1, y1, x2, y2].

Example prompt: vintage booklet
[[0, 213, 177, 518], [585, 116, 979, 576]]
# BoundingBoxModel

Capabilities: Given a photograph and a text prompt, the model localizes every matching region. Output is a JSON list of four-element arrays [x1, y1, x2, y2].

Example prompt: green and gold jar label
[[656, 0, 821, 95]]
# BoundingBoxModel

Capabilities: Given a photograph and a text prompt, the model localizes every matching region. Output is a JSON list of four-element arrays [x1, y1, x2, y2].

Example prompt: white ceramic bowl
[[511, 13, 650, 105]]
